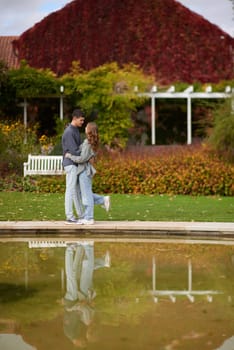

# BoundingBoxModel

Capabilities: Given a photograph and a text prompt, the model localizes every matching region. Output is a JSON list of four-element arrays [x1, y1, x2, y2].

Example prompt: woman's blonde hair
[[86, 122, 99, 152]]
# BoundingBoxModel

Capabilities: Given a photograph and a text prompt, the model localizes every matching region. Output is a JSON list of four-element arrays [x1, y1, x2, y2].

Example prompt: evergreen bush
[[208, 98, 234, 162]]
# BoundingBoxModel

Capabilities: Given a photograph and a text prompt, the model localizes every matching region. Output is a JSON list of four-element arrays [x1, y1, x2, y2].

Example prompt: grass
[[0, 192, 233, 222]]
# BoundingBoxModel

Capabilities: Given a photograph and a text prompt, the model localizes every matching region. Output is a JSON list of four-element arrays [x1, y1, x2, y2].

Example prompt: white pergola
[[21, 85, 65, 132], [137, 85, 233, 145]]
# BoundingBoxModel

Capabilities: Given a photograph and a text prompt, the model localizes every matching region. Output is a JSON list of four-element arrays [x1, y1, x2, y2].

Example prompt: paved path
[[0, 221, 234, 238]]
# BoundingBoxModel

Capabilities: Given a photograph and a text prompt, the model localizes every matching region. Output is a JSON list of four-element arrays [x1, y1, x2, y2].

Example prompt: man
[[62, 109, 85, 223]]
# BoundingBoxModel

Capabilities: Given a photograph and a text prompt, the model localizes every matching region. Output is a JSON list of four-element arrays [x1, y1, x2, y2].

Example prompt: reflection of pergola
[[137, 85, 233, 145], [149, 257, 222, 303], [26, 241, 225, 303]]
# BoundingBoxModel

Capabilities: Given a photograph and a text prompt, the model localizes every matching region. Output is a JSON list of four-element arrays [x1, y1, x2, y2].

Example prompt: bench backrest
[[24, 154, 64, 176]]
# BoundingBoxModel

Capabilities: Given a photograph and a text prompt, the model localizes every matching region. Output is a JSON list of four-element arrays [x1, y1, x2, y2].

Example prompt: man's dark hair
[[72, 109, 85, 118]]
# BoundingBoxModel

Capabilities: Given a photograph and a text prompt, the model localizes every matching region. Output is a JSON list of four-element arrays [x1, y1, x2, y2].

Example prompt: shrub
[[92, 145, 233, 196], [208, 98, 234, 162], [0, 121, 40, 175], [23, 176, 66, 193]]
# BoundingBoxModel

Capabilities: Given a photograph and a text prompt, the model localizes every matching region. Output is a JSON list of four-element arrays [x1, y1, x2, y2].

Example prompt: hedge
[[2, 145, 232, 196]]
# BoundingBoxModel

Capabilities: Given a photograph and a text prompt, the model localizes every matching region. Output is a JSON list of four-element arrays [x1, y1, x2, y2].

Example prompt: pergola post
[[151, 86, 157, 145], [151, 94, 156, 145], [23, 98, 27, 144], [187, 96, 192, 145], [60, 85, 64, 120]]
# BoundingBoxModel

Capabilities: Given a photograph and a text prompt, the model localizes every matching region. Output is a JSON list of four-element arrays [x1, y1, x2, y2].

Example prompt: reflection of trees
[[0, 243, 65, 323], [96, 261, 145, 297], [0, 243, 63, 278], [0, 244, 30, 276], [94, 261, 150, 325]]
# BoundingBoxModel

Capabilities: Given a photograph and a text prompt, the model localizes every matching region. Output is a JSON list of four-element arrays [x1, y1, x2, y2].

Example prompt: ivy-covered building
[[10, 0, 234, 84]]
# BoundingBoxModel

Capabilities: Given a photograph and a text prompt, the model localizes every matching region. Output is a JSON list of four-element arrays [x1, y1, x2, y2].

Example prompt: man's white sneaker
[[78, 219, 95, 225], [104, 196, 110, 212]]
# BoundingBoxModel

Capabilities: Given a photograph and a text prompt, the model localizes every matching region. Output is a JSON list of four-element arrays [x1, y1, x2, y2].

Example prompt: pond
[[0, 237, 233, 350]]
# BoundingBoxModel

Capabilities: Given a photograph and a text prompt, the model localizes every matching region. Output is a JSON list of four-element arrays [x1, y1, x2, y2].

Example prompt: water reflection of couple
[[63, 241, 110, 348]]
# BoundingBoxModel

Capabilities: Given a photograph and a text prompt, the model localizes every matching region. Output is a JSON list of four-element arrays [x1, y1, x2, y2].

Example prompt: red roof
[[0, 36, 19, 68]]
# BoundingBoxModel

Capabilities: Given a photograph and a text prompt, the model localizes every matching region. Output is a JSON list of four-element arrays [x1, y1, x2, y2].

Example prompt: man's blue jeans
[[65, 244, 93, 300], [64, 244, 106, 301], [64, 165, 83, 220]]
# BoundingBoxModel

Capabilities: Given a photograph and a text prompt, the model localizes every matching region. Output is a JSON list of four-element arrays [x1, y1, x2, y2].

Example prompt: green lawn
[[0, 192, 233, 222]]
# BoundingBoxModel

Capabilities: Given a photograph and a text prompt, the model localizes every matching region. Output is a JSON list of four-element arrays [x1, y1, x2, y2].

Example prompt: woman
[[65, 122, 110, 225]]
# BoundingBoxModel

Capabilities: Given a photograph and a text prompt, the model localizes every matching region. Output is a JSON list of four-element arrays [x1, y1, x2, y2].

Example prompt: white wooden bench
[[23, 154, 65, 177]]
